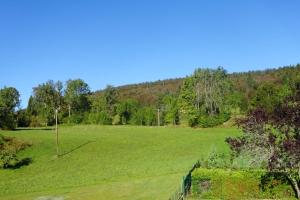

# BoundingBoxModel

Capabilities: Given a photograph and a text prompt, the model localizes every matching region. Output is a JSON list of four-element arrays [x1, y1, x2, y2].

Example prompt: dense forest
[[1, 64, 300, 130]]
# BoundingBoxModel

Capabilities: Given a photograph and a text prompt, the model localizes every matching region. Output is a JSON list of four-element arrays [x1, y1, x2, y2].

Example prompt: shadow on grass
[[59, 140, 95, 157], [15, 128, 54, 131], [6, 158, 32, 169]]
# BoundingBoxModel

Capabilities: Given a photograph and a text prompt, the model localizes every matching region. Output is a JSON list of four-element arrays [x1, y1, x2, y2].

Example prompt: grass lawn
[[0, 125, 239, 200]]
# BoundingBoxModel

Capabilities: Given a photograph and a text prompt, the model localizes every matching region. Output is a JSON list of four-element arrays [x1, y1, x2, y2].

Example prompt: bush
[[0, 112, 16, 130], [198, 113, 230, 128], [84, 111, 112, 125], [112, 114, 121, 125], [17, 109, 30, 127], [191, 168, 294, 199], [98, 111, 112, 125], [201, 148, 231, 169], [0, 134, 32, 169], [29, 115, 44, 127], [130, 109, 145, 125], [69, 114, 84, 124]]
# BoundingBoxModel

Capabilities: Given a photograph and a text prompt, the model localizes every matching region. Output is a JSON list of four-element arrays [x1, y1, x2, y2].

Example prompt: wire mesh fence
[[169, 161, 201, 200]]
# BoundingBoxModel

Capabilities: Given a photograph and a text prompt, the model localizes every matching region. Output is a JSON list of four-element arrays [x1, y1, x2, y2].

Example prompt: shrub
[[69, 114, 84, 124], [0, 112, 16, 130], [130, 109, 145, 125], [29, 115, 44, 127], [98, 111, 112, 125], [112, 114, 121, 125], [198, 113, 230, 128], [85, 111, 111, 125], [191, 168, 294, 199], [0, 134, 31, 169], [201, 148, 231, 169]]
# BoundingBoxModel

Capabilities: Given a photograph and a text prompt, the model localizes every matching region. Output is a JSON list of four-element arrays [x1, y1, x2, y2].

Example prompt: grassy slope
[[0, 126, 239, 200]]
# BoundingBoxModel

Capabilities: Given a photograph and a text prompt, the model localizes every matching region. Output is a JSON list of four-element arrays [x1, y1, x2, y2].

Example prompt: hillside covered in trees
[[1, 64, 300, 129]]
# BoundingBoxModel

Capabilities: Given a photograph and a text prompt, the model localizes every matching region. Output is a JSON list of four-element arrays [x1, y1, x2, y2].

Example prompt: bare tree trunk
[[209, 75, 213, 116], [157, 108, 160, 126], [288, 174, 300, 199], [55, 109, 59, 157], [68, 105, 71, 118]]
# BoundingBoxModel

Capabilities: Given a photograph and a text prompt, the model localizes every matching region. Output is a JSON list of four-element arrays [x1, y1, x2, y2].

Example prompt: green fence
[[169, 161, 201, 200]]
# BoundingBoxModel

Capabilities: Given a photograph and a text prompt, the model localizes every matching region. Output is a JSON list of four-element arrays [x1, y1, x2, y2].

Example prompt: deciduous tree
[[64, 79, 90, 117], [226, 90, 300, 198], [0, 87, 20, 130]]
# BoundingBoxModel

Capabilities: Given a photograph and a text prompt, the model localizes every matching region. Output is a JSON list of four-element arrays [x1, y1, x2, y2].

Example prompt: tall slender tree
[[32, 80, 63, 126], [0, 87, 20, 130], [64, 79, 90, 117]]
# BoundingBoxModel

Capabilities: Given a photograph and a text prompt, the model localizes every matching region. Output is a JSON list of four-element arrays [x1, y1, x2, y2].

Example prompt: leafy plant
[[226, 90, 300, 198], [0, 134, 32, 169]]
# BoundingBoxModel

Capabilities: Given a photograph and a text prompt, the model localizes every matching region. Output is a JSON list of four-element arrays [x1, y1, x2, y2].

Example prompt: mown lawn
[[0, 125, 239, 200]]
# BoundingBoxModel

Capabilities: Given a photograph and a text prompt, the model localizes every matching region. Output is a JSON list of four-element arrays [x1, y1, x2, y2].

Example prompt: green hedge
[[191, 168, 295, 200]]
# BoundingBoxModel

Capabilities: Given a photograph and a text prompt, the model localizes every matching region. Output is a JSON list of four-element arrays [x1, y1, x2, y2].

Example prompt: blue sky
[[0, 0, 300, 108]]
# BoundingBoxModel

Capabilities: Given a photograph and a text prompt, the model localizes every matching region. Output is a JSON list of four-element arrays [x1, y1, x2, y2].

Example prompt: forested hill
[[2, 64, 300, 129], [95, 64, 300, 106], [95, 78, 184, 106]]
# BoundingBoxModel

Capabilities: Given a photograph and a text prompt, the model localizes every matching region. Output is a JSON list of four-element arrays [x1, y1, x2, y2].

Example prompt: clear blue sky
[[0, 0, 300, 108]]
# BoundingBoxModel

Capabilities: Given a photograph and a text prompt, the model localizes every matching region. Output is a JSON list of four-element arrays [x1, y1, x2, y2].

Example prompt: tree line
[[1, 64, 300, 130]]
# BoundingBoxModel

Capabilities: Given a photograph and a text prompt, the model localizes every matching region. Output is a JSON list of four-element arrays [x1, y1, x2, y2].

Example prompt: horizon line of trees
[[1, 64, 300, 130]]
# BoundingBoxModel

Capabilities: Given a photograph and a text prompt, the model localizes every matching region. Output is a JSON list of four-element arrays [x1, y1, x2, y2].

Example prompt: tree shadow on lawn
[[5, 157, 33, 169], [59, 140, 95, 157], [15, 127, 55, 131]]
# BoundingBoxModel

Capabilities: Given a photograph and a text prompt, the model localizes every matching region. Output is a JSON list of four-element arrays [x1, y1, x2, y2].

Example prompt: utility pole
[[55, 108, 59, 157], [157, 108, 160, 126]]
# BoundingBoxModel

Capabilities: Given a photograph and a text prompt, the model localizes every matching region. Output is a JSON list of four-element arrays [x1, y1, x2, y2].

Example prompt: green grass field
[[0, 125, 239, 200]]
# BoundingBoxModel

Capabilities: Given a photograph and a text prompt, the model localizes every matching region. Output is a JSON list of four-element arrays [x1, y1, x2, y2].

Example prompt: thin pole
[[55, 109, 59, 156], [157, 108, 160, 126]]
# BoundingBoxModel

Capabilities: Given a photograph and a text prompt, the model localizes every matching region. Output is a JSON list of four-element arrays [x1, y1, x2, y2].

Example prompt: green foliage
[[128, 106, 157, 126], [191, 168, 295, 199], [0, 87, 20, 130], [0, 134, 31, 169], [21, 64, 300, 129], [179, 68, 232, 127], [200, 147, 231, 169], [85, 111, 112, 125], [116, 99, 138, 124], [143, 107, 157, 126], [178, 76, 196, 124], [97, 111, 112, 125], [250, 82, 291, 112], [67, 113, 85, 124], [162, 94, 179, 125], [112, 114, 121, 125], [103, 85, 119, 118], [0, 112, 16, 130], [198, 112, 231, 128], [130, 109, 145, 125], [31, 80, 63, 126], [65, 79, 90, 115], [16, 109, 30, 127], [29, 115, 45, 127]]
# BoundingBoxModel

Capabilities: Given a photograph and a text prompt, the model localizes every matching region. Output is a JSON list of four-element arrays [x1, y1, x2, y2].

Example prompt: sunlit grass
[[0, 125, 239, 200]]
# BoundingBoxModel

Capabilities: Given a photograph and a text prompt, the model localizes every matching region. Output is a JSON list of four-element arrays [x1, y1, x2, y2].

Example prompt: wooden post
[[55, 109, 59, 156]]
